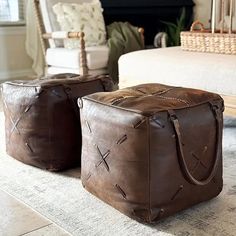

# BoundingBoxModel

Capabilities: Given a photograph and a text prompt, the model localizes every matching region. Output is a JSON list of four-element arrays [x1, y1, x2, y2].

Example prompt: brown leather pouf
[[1, 73, 113, 171], [79, 83, 224, 223]]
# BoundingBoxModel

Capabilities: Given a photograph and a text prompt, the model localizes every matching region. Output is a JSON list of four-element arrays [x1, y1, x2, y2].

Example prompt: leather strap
[[168, 102, 222, 186]]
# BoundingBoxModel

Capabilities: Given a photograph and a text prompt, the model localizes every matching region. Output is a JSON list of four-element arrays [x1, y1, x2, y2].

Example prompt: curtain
[[25, 0, 44, 76]]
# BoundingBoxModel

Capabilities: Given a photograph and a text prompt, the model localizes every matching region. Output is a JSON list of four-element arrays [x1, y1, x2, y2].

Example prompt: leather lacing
[[3, 92, 41, 147], [110, 87, 190, 106]]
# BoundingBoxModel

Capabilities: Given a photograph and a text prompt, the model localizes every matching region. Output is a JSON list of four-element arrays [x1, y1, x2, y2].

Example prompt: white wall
[[194, 0, 236, 30], [194, 0, 212, 28], [0, 26, 33, 81]]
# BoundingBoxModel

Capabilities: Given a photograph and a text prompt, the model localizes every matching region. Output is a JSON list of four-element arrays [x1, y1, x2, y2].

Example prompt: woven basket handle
[[168, 102, 222, 186], [190, 21, 205, 32]]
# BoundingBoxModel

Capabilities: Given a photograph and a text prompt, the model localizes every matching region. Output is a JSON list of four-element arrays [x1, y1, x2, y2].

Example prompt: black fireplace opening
[[101, 0, 194, 46]]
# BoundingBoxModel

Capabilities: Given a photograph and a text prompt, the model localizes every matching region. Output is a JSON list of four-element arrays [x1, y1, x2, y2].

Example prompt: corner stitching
[[147, 116, 151, 219], [48, 91, 54, 169]]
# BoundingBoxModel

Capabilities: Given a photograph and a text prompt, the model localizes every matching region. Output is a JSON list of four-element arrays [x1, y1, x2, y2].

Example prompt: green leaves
[[162, 8, 186, 47]]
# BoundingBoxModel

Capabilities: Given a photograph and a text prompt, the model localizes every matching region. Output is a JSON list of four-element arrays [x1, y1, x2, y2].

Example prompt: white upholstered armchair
[[33, 0, 112, 76], [33, 0, 144, 77]]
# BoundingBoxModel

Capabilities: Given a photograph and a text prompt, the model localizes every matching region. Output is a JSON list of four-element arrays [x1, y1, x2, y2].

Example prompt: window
[[0, 0, 25, 25]]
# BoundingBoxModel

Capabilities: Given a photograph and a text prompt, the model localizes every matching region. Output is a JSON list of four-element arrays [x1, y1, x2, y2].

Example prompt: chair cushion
[[46, 45, 109, 70], [47, 66, 108, 76], [39, 0, 95, 48], [53, 0, 106, 48]]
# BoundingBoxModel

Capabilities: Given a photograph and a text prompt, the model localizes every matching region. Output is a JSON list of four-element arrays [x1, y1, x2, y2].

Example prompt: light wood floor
[[0, 190, 70, 236]]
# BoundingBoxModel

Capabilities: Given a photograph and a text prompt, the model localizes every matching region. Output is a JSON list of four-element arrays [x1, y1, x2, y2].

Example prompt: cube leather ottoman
[[79, 83, 224, 223], [1, 73, 113, 171]]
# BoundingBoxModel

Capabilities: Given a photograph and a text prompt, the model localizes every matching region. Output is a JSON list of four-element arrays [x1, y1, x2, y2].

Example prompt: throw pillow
[[53, 0, 106, 48]]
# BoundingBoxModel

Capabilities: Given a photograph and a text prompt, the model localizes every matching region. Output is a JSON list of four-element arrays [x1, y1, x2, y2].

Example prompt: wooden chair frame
[[33, 0, 144, 77], [33, 0, 90, 76]]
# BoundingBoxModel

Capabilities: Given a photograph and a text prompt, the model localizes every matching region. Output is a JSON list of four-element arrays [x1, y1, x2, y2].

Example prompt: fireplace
[[100, 0, 194, 46]]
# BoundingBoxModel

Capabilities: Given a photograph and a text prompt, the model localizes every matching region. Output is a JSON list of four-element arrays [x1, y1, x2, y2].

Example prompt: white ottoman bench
[[118, 47, 236, 115]]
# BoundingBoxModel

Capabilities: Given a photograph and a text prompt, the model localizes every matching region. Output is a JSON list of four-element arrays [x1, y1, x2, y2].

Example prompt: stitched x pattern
[[3, 99, 27, 144], [95, 145, 110, 172], [84, 119, 128, 178], [3, 93, 40, 145], [190, 148, 208, 174]]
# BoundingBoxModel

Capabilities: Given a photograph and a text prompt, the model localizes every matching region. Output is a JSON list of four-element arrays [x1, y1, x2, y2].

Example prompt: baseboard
[[0, 69, 34, 81]]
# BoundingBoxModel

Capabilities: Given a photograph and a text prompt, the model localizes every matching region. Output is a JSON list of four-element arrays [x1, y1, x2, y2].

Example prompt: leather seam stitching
[[83, 97, 223, 116], [147, 116, 151, 219]]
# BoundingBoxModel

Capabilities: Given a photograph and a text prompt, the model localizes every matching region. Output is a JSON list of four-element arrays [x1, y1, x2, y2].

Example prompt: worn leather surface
[[1, 73, 113, 171], [80, 83, 224, 223]]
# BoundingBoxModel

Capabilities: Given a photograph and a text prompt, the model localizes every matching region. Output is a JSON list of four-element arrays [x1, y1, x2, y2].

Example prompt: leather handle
[[168, 103, 222, 186]]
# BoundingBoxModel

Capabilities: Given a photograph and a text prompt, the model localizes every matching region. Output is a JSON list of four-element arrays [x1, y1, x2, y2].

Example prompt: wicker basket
[[181, 20, 236, 55]]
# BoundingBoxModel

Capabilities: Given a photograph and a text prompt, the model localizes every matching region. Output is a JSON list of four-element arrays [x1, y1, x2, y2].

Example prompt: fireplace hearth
[[101, 0, 194, 46]]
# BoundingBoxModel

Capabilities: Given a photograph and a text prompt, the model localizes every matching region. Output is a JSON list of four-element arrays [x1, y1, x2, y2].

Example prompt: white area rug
[[0, 112, 235, 236]]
